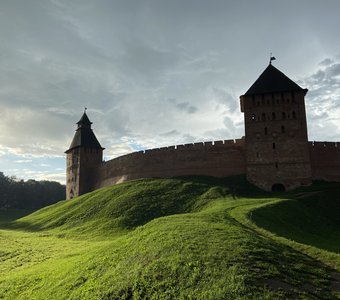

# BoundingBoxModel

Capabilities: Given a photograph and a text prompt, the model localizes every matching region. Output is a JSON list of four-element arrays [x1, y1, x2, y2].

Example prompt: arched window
[[272, 112, 276, 120], [251, 113, 256, 121], [292, 111, 296, 119], [273, 142, 276, 149], [282, 112, 286, 119], [281, 126, 285, 133], [264, 127, 268, 135], [262, 113, 266, 121]]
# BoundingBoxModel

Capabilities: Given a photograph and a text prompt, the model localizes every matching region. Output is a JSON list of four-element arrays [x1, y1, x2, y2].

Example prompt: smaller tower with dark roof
[[240, 63, 312, 191], [65, 111, 104, 199]]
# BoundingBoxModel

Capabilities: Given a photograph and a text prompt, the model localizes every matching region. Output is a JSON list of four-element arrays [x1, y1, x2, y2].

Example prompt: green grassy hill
[[0, 176, 339, 299]]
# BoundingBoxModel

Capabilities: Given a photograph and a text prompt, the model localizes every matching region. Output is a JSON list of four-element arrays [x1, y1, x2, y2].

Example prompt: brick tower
[[65, 111, 104, 199], [240, 62, 312, 191]]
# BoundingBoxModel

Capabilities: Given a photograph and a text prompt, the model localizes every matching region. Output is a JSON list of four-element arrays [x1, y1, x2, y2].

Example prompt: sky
[[1, 0, 340, 184]]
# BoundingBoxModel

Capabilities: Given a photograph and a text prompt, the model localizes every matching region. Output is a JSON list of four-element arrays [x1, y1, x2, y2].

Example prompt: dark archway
[[271, 183, 285, 192]]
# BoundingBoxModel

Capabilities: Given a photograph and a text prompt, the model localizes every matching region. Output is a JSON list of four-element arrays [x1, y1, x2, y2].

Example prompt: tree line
[[0, 172, 65, 211]]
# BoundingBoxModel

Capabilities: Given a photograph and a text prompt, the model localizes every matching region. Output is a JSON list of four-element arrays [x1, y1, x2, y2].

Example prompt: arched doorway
[[271, 183, 285, 192]]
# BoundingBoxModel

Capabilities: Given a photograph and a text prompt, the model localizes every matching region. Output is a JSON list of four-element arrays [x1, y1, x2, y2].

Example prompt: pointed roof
[[243, 63, 306, 96], [77, 112, 92, 127], [65, 112, 104, 153]]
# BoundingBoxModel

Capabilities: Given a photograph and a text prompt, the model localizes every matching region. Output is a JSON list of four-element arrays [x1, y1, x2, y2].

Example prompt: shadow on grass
[[172, 175, 273, 199], [0, 209, 33, 226], [250, 181, 340, 253]]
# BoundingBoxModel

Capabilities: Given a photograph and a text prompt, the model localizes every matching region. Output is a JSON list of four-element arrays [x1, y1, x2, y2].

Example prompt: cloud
[[300, 57, 340, 141], [175, 102, 198, 114], [160, 130, 180, 137], [210, 88, 239, 113], [319, 58, 334, 66], [14, 159, 33, 164]]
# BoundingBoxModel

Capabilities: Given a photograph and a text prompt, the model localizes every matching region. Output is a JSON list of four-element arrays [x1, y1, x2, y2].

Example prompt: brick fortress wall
[[91, 139, 246, 190], [309, 141, 340, 182]]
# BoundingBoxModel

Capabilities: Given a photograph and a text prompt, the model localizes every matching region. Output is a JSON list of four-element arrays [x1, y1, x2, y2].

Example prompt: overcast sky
[[1, 0, 340, 183]]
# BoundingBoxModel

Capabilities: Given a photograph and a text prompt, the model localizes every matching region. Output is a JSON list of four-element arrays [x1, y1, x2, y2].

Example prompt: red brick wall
[[309, 141, 340, 181], [76, 139, 340, 195], [92, 139, 246, 189]]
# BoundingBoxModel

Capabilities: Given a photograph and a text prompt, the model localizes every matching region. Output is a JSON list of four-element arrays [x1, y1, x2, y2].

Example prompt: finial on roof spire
[[269, 52, 276, 65], [84, 107, 87, 113]]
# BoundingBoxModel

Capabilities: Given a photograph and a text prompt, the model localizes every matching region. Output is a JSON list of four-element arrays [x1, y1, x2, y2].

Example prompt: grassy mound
[[250, 184, 340, 253], [0, 176, 339, 299]]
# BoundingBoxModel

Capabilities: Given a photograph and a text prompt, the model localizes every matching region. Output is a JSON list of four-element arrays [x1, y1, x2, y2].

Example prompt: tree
[[0, 172, 66, 211]]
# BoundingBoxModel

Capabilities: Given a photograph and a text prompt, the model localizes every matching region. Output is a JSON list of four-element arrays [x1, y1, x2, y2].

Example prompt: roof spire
[[65, 111, 104, 153], [269, 52, 276, 65], [243, 63, 306, 96], [77, 108, 92, 128]]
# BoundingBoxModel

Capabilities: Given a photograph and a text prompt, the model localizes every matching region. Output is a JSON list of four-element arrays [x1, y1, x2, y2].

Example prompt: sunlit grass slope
[[0, 177, 339, 299]]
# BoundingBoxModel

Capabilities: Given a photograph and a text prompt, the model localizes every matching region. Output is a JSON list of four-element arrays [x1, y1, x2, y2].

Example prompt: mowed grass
[[0, 176, 339, 299]]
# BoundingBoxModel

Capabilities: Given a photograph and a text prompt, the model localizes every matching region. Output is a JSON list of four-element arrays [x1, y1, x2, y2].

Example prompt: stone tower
[[240, 63, 312, 191], [65, 111, 104, 199]]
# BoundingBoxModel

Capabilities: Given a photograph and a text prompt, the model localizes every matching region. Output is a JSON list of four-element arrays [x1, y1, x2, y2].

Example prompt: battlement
[[139, 138, 244, 154], [103, 139, 245, 164], [309, 141, 339, 148], [92, 138, 246, 190]]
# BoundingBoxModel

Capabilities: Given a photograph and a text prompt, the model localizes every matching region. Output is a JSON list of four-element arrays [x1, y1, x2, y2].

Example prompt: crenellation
[[324, 142, 336, 148], [184, 143, 194, 148], [310, 141, 339, 148], [224, 139, 235, 144], [309, 141, 340, 152]]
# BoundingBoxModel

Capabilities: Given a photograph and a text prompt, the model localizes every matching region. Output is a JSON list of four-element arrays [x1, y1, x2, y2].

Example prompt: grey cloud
[[160, 130, 180, 137], [301, 57, 340, 140], [305, 68, 340, 99], [202, 128, 233, 141], [181, 134, 197, 144], [212, 88, 238, 113], [319, 58, 334, 66], [120, 39, 180, 76], [223, 116, 234, 129], [175, 102, 198, 114], [327, 64, 340, 78]]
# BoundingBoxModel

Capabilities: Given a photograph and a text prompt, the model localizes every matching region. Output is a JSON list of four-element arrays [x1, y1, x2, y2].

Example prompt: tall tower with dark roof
[[240, 63, 312, 191], [65, 111, 104, 199]]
